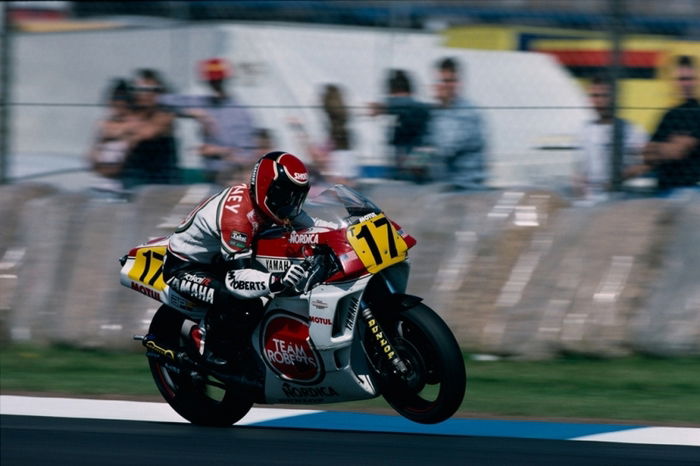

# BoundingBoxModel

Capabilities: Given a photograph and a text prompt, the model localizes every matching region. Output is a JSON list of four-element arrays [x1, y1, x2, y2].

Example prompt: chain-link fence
[[2, 0, 699, 196]]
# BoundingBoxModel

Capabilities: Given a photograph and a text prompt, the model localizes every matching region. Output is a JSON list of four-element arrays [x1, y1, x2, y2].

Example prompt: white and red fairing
[[255, 221, 416, 281], [249, 218, 415, 404]]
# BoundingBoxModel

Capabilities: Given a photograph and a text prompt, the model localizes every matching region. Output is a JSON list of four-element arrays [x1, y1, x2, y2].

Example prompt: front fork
[[360, 305, 410, 377]]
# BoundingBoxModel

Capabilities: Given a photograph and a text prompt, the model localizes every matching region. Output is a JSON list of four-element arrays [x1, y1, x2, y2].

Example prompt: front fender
[[361, 261, 421, 314], [383, 293, 423, 311], [363, 285, 423, 315]]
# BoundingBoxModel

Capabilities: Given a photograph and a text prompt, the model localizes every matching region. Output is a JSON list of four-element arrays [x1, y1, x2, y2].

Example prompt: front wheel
[[147, 305, 253, 427], [364, 303, 466, 424]]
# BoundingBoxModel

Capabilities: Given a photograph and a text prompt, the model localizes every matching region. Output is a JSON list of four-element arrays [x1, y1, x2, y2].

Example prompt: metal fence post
[[0, 2, 12, 185]]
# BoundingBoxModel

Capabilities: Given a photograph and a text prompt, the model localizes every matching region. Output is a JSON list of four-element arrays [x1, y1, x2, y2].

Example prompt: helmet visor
[[265, 178, 309, 221]]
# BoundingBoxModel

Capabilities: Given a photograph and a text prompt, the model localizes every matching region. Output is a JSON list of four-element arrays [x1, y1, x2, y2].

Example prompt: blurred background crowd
[[1, 0, 698, 203]]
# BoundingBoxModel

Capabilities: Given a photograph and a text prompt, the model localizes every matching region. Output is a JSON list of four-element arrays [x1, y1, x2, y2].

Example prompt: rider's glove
[[270, 264, 307, 294]]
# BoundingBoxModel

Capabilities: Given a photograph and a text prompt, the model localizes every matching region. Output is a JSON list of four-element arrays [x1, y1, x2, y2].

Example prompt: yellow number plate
[[127, 246, 167, 291], [346, 213, 408, 274]]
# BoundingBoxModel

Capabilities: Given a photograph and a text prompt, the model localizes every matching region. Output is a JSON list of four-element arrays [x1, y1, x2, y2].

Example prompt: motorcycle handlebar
[[294, 246, 341, 294], [300, 257, 314, 271]]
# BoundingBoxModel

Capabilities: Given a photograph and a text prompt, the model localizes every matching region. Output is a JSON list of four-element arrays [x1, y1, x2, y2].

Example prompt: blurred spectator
[[164, 58, 257, 185], [254, 128, 275, 157], [121, 69, 179, 188], [369, 69, 431, 181], [643, 55, 700, 193], [288, 84, 357, 186], [426, 57, 487, 190], [87, 78, 133, 188], [321, 84, 357, 185], [573, 75, 648, 203]]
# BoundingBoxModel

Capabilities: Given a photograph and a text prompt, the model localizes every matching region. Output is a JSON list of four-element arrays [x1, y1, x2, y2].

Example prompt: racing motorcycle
[[120, 184, 466, 425]]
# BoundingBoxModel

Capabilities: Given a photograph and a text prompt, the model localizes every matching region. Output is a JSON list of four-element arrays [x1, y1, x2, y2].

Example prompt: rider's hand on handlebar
[[282, 264, 307, 289], [270, 264, 308, 294]]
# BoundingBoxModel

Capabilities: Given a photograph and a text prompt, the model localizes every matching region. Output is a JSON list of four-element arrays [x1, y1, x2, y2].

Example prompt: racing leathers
[[163, 183, 306, 312]]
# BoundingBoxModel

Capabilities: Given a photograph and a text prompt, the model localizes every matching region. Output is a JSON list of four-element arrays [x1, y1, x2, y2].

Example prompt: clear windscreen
[[302, 184, 382, 229]]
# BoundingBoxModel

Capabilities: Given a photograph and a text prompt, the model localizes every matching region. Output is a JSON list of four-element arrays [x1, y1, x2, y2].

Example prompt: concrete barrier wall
[[1, 182, 699, 358]]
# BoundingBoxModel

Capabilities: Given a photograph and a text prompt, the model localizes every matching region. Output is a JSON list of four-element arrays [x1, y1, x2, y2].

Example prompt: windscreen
[[303, 184, 382, 228]]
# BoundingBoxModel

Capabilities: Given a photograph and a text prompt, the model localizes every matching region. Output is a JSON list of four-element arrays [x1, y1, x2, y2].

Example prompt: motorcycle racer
[[124, 180, 466, 425], [163, 151, 311, 367]]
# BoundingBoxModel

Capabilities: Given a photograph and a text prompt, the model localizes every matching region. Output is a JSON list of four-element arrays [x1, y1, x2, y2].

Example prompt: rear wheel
[[147, 305, 253, 426], [364, 302, 466, 424]]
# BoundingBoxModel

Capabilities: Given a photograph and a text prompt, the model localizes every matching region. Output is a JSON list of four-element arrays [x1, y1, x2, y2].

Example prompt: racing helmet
[[250, 151, 310, 224]]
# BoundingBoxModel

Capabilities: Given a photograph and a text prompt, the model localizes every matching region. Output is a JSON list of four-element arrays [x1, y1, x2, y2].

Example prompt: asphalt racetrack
[[0, 395, 700, 466], [2, 396, 699, 465], [2, 413, 699, 465]]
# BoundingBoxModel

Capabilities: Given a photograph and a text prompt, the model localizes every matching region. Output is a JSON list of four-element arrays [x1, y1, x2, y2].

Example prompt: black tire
[[147, 305, 253, 427], [364, 302, 466, 424]]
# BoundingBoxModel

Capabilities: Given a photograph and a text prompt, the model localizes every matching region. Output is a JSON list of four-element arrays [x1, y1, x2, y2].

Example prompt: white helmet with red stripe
[[250, 151, 310, 224]]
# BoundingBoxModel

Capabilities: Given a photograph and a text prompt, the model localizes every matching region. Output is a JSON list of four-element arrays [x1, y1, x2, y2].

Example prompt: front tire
[[364, 302, 466, 424], [147, 305, 253, 426]]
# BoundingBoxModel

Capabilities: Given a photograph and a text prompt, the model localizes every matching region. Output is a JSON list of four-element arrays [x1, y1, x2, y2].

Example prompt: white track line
[[574, 427, 700, 447], [0, 395, 318, 425], [2, 395, 699, 446]]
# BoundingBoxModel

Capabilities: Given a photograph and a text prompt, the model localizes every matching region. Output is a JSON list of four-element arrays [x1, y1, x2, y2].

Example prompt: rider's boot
[[189, 324, 227, 368], [192, 301, 264, 371]]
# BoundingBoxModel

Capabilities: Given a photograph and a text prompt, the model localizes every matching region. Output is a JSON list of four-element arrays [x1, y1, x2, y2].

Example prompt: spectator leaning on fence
[[121, 69, 179, 188], [426, 57, 487, 190], [643, 55, 700, 193], [574, 75, 648, 203]]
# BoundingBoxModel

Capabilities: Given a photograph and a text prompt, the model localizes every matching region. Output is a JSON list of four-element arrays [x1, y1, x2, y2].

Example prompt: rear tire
[[147, 305, 253, 427], [364, 302, 466, 424]]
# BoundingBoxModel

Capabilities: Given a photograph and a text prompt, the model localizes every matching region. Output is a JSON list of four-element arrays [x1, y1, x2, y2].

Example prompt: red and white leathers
[[165, 183, 280, 302]]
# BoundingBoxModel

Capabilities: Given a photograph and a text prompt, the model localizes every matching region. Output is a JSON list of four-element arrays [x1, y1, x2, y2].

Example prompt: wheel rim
[[151, 313, 230, 404], [393, 324, 445, 413], [148, 306, 256, 426], [154, 362, 178, 399], [366, 317, 446, 410]]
